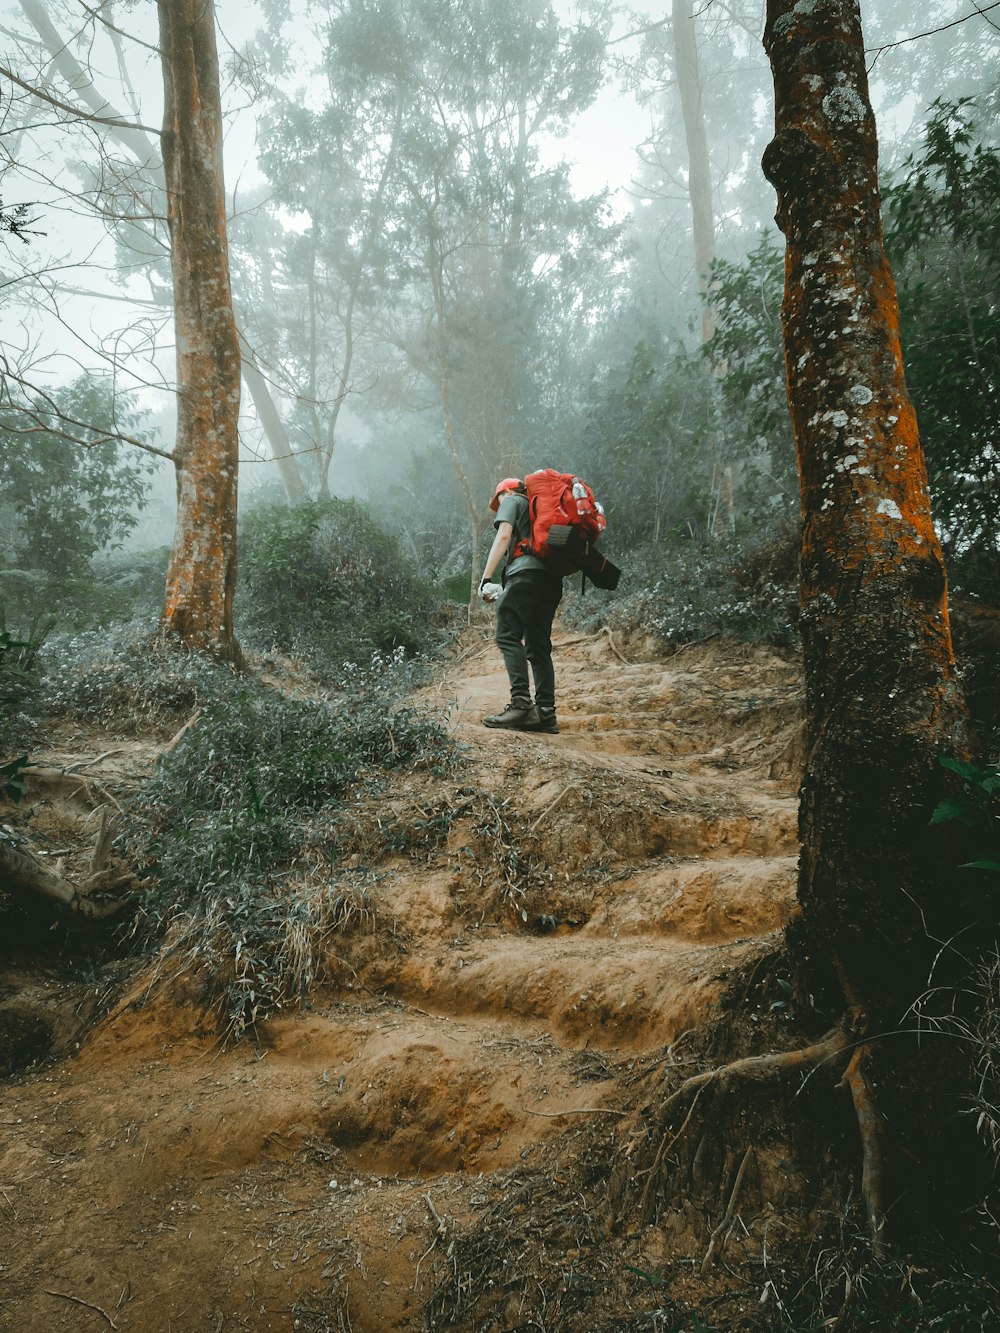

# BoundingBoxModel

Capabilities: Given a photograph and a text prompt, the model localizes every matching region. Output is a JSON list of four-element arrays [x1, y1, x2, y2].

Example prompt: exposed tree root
[[0, 828, 133, 919], [631, 1026, 851, 1221], [841, 1043, 887, 1255], [629, 962, 890, 1256], [701, 1144, 755, 1271], [834, 958, 888, 1254]]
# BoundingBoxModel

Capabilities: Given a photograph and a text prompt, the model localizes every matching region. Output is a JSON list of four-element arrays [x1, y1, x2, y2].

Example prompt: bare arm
[[482, 521, 513, 584]]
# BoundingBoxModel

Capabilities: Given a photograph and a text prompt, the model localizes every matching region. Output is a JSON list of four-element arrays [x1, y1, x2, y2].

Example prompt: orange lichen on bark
[[763, 0, 966, 984], [157, 0, 242, 664]]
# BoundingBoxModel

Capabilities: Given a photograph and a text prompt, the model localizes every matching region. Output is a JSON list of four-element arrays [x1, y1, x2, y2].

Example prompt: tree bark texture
[[762, 0, 966, 1013], [157, 0, 242, 663]]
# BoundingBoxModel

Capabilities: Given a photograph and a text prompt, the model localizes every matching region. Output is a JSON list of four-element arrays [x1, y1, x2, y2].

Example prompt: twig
[[66, 750, 125, 773], [44, 1290, 118, 1328], [528, 784, 575, 835], [450, 637, 494, 666], [89, 806, 120, 874], [552, 630, 606, 650], [159, 710, 201, 757], [638, 1081, 712, 1216], [600, 625, 633, 666], [424, 1191, 447, 1234], [521, 1104, 627, 1118], [414, 1193, 448, 1290]]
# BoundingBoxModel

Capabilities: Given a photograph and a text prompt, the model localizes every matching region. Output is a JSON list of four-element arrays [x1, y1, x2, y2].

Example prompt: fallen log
[[0, 829, 132, 919]]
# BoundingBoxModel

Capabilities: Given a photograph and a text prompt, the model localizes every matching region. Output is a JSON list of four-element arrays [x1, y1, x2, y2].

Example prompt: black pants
[[495, 570, 563, 710]]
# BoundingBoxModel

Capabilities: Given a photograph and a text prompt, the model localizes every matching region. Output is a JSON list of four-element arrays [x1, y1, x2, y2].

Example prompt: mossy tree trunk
[[762, 0, 969, 1222], [157, 0, 242, 663]]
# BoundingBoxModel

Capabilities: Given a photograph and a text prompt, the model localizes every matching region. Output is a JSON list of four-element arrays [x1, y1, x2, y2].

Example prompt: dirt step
[[55, 1004, 617, 1189], [503, 790, 797, 870], [582, 854, 797, 944], [2, 1035, 508, 1333], [369, 931, 770, 1053]]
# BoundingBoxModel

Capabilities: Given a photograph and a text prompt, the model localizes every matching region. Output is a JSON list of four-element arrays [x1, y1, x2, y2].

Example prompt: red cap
[[489, 477, 523, 512]]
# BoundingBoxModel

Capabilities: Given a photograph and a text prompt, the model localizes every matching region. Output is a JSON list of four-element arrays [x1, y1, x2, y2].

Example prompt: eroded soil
[[1, 628, 805, 1332]]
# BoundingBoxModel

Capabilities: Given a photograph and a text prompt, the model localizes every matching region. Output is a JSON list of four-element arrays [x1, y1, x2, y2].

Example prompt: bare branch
[[0, 61, 161, 137]]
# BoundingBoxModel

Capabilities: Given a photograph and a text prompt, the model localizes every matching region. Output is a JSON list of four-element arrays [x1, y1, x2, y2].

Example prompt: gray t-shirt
[[495, 493, 547, 580]]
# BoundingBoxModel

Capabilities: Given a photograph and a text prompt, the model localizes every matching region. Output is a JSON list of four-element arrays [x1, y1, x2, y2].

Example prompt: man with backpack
[[479, 476, 563, 734]]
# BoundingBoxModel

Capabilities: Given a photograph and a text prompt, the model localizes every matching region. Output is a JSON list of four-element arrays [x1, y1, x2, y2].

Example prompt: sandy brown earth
[[0, 626, 805, 1332]]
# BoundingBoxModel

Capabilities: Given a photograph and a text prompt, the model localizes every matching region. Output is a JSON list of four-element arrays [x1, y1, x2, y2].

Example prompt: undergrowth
[[126, 668, 455, 1040], [43, 623, 238, 735], [238, 497, 450, 668], [562, 525, 799, 649], [0, 608, 50, 754], [0, 547, 169, 634]]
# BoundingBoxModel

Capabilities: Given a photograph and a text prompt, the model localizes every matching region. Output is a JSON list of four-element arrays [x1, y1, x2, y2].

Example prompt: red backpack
[[513, 469, 620, 589]]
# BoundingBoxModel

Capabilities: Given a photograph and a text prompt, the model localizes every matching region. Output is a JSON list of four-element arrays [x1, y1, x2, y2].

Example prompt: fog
[[1, 0, 998, 595]]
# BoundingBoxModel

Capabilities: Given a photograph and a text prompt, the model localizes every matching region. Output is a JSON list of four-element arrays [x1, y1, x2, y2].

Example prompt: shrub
[[0, 608, 50, 754], [562, 525, 799, 649], [127, 673, 454, 1038], [0, 547, 169, 635], [238, 497, 443, 666], [43, 624, 237, 734]]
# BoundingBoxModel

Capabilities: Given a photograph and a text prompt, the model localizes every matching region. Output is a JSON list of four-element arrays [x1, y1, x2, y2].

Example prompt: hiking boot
[[482, 697, 537, 730], [527, 706, 559, 735]]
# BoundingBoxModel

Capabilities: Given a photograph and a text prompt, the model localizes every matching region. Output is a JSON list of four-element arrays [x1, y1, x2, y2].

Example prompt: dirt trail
[[0, 628, 804, 1332]]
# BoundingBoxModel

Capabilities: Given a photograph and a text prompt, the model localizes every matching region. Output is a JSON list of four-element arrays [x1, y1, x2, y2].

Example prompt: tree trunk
[[762, 0, 969, 1222], [763, 0, 966, 991], [672, 0, 734, 536], [672, 0, 716, 346], [16, 0, 160, 170], [157, 0, 242, 664], [240, 350, 307, 505]]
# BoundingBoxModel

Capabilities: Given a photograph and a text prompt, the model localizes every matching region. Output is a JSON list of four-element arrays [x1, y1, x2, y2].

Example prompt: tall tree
[[252, 0, 616, 582], [157, 0, 242, 662], [762, 0, 968, 1234]]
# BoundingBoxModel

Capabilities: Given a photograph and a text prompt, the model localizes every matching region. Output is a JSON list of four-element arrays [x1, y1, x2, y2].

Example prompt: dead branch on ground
[[1, 829, 132, 919]]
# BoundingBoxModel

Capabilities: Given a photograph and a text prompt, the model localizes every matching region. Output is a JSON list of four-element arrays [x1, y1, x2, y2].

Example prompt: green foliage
[[706, 232, 799, 518], [0, 755, 32, 803], [130, 674, 454, 1039], [0, 197, 34, 242], [884, 99, 1000, 593], [43, 626, 238, 735], [244, 0, 620, 506], [0, 609, 50, 753], [577, 339, 714, 546], [931, 756, 1000, 903], [772, 1222, 1000, 1332], [0, 547, 169, 636], [238, 497, 441, 665], [0, 376, 154, 577], [563, 526, 799, 649], [0, 610, 49, 718], [692, 100, 1000, 600]]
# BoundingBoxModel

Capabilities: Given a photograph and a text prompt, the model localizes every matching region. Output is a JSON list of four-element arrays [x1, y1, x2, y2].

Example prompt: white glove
[[479, 581, 503, 603]]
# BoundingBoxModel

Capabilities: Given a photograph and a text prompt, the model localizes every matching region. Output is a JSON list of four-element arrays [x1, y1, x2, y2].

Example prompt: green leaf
[[930, 796, 985, 827], [939, 756, 990, 783], [959, 860, 1000, 875], [625, 1263, 667, 1288]]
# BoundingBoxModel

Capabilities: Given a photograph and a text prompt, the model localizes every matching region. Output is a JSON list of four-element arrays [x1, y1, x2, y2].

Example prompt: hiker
[[478, 477, 562, 734]]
